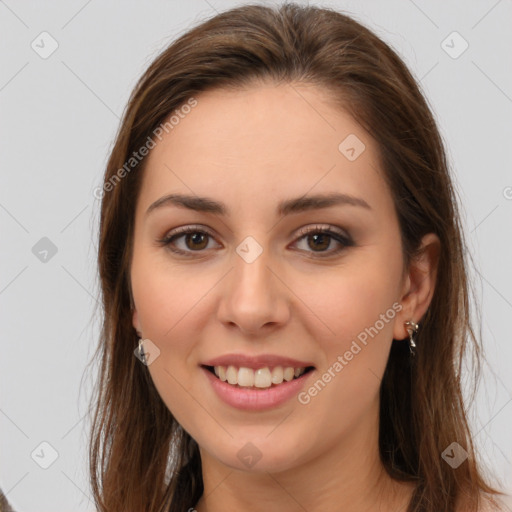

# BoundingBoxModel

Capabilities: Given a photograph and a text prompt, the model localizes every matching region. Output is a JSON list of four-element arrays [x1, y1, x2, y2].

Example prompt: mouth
[[201, 364, 315, 389]]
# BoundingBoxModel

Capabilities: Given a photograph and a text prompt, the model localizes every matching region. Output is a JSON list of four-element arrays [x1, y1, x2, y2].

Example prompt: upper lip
[[201, 353, 315, 370]]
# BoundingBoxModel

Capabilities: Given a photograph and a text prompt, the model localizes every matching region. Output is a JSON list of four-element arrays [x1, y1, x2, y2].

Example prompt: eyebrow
[[146, 192, 371, 217]]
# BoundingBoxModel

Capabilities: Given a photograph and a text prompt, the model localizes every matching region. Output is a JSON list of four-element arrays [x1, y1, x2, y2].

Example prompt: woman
[[89, 3, 508, 511]]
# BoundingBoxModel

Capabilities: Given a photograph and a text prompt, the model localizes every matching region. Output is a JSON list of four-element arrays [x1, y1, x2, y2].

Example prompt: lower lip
[[201, 366, 315, 411]]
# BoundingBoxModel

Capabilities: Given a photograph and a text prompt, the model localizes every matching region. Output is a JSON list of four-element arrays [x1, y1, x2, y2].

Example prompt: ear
[[393, 233, 440, 340], [132, 308, 142, 338]]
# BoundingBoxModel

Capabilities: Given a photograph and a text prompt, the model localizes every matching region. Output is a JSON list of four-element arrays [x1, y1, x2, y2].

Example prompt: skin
[[130, 81, 440, 512]]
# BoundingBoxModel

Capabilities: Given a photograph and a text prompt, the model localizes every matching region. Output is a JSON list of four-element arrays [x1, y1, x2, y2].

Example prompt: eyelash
[[157, 224, 354, 259]]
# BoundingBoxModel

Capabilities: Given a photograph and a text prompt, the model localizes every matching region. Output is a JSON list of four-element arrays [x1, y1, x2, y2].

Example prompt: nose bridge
[[217, 234, 289, 332], [232, 238, 274, 305]]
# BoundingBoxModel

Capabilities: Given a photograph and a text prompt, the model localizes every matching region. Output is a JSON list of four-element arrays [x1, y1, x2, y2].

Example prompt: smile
[[204, 364, 314, 389], [201, 365, 316, 411]]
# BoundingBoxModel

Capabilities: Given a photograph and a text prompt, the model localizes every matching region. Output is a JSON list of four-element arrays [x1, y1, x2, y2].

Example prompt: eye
[[292, 224, 353, 257], [158, 225, 219, 256], [157, 224, 353, 258]]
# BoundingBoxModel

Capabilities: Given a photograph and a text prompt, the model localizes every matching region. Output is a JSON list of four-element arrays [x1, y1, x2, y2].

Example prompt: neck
[[194, 402, 414, 512]]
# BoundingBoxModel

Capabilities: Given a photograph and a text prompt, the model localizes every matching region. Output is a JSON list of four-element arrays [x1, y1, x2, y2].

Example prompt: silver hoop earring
[[404, 320, 419, 357]]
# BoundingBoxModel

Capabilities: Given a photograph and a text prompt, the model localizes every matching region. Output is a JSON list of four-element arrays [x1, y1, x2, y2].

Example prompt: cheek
[[297, 255, 401, 349], [292, 251, 402, 407], [131, 250, 213, 340], [130, 252, 218, 420], [131, 256, 207, 427]]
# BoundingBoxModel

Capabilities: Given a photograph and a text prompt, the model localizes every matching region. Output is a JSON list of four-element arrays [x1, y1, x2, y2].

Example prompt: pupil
[[187, 233, 207, 250], [309, 233, 329, 251]]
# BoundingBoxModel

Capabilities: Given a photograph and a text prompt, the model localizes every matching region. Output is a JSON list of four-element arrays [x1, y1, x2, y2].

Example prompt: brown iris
[[185, 232, 209, 250], [307, 233, 330, 251]]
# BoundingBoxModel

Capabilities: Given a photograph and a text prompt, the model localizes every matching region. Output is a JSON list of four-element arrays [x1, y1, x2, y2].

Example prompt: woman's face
[[130, 82, 411, 473]]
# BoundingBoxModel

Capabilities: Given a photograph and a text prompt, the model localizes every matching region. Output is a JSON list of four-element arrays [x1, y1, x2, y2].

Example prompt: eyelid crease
[[295, 223, 351, 240]]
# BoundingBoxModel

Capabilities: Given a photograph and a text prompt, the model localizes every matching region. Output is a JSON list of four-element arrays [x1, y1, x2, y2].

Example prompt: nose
[[216, 246, 291, 335]]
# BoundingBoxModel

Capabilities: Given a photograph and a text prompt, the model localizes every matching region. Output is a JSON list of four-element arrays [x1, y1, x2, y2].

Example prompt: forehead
[[138, 82, 392, 218]]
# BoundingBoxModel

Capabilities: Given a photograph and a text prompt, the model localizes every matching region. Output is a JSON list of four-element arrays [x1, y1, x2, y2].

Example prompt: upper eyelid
[[162, 224, 217, 241], [161, 224, 349, 242], [296, 224, 350, 239]]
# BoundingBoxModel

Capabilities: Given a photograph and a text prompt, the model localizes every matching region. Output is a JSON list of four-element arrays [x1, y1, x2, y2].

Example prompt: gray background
[[1, 1, 511, 510]]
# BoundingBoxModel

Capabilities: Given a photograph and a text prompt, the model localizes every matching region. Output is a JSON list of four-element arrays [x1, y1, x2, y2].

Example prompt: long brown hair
[[89, 3, 501, 511]]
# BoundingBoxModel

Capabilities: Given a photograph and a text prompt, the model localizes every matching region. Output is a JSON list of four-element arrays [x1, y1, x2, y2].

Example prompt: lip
[[201, 365, 315, 411], [201, 353, 315, 370]]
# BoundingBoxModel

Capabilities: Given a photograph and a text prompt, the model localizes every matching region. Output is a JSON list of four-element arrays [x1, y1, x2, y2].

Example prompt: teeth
[[284, 367, 294, 381], [212, 365, 307, 388], [226, 365, 237, 385], [271, 366, 283, 384], [255, 368, 273, 388], [239, 367, 255, 387]]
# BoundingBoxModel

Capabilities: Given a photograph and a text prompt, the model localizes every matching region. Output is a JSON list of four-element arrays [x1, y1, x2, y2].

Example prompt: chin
[[206, 437, 306, 474]]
